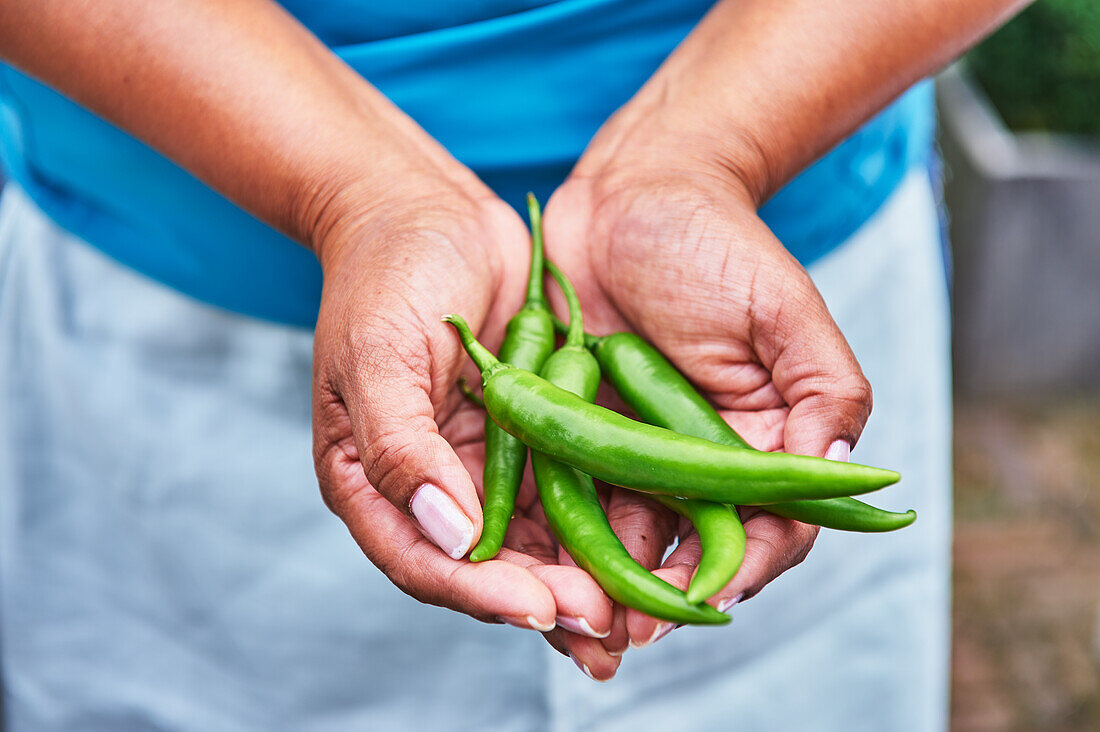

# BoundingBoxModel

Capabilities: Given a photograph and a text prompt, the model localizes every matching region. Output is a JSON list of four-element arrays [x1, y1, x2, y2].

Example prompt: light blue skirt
[[0, 172, 951, 731]]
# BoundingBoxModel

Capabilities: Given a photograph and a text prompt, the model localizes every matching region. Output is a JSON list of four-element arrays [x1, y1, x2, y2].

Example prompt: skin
[[0, 0, 1032, 680]]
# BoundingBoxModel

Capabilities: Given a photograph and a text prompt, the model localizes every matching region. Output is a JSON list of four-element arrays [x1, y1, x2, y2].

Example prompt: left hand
[[539, 97, 872, 663]]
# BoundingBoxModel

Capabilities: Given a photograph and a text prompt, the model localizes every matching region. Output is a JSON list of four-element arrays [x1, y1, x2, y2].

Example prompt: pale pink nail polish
[[650, 622, 675, 644], [502, 615, 556, 632], [556, 615, 610, 638], [569, 652, 598, 681], [825, 440, 851, 462], [410, 483, 474, 559], [718, 592, 744, 613], [631, 621, 675, 649]]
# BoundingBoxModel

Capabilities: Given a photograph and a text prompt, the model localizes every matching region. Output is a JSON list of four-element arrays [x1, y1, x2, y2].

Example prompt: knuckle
[[361, 433, 419, 504], [378, 540, 423, 601], [751, 516, 817, 577], [839, 372, 873, 410], [312, 438, 365, 517], [788, 524, 820, 567]]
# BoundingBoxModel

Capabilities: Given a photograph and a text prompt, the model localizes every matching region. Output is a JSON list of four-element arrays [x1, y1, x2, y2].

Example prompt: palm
[[543, 178, 797, 453], [538, 175, 848, 643]]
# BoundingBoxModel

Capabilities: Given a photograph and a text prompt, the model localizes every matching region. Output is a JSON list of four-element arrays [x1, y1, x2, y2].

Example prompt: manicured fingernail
[[825, 440, 851, 462], [652, 622, 675, 644], [607, 648, 625, 657], [556, 616, 610, 638], [502, 615, 555, 632], [631, 621, 675, 649], [569, 652, 599, 681], [718, 592, 744, 613], [410, 483, 474, 559]]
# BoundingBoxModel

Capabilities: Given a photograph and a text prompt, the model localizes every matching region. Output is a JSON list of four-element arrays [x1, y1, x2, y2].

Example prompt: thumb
[[763, 281, 873, 460], [329, 335, 483, 560]]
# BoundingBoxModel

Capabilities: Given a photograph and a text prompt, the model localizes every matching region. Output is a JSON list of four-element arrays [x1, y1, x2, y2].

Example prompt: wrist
[[295, 153, 501, 279], [303, 174, 511, 315], [574, 87, 772, 210]]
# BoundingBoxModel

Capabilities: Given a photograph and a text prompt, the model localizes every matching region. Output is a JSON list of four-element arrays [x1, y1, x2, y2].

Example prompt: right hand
[[308, 174, 615, 659]]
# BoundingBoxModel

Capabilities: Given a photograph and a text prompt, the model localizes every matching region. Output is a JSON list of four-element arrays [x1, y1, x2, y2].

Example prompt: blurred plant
[[968, 0, 1100, 136]]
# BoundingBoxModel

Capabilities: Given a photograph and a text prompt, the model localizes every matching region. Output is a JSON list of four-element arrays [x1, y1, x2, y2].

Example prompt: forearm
[[0, 0, 473, 260], [580, 0, 1032, 203]]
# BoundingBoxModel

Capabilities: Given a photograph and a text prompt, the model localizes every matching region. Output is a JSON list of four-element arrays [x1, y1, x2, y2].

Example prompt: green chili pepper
[[650, 495, 746, 605], [532, 262, 728, 625], [442, 316, 901, 505], [468, 195, 555, 563], [580, 329, 748, 602], [584, 330, 915, 532]]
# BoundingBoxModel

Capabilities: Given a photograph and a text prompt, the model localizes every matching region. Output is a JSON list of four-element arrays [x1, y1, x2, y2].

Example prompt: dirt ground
[[951, 398, 1100, 730]]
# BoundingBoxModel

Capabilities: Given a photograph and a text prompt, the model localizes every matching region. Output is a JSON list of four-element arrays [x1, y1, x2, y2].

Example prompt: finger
[[602, 489, 679, 650], [316, 439, 556, 631], [758, 270, 873, 458], [628, 508, 817, 645], [498, 517, 559, 565], [605, 490, 679, 570], [622, 530, 702, 649], [624, 565, 691, 649], [544, 630, 622, 682], [324, 325, 484, 560], [712, 509, 818, 604], [498, 528, 613, 638], [607, 510, 690, 651], [527, 565, 613, 639], [600, 604, 630, 656]]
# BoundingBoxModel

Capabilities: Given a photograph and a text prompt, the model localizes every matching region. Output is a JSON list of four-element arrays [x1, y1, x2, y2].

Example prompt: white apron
[[0, 169, 951, 731]]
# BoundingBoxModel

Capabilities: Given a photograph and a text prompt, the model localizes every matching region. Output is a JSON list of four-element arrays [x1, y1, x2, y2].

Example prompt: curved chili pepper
[[442, 316, 901, 505], [532, 263, 728, 624], [580, 330, 748, 602], [587, 331, 916, 532], [468, 195, 555, 562], [650, 494, 746, 605]]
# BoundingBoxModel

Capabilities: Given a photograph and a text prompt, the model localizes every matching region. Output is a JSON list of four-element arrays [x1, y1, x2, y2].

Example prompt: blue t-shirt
[[0, 0, 933, 328]]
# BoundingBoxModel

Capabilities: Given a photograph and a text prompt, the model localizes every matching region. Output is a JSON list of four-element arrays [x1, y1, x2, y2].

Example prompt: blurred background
[[938, 0, 1100, 728], [0, 1, 1096, 730]]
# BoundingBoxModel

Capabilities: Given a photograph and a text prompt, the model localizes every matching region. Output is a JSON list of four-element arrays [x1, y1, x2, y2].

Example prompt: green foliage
[[967, 0, 1100, 136]]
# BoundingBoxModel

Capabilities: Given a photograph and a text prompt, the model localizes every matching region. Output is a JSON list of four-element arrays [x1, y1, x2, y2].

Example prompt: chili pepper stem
[[551, 313, 602, 350], [545, 261, 586, 349], [457, 376, 485, 409], [524, 193, 546, 308], [442, 315, 506, 380]]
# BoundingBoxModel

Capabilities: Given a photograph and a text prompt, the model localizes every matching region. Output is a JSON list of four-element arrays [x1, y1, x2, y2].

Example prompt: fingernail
[[718, 592, 744, 613], [411, 483, 474, 559], [631, 621, 675, 649], [825, 440, 851, 462], [502, 615, 556, 632], [652, 622, 675, 644], [569, 652, 599, 682], [556, 616, 610, 638], [607, 648, 625, 657]]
